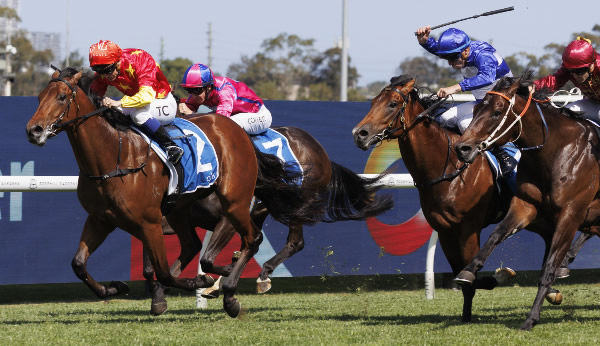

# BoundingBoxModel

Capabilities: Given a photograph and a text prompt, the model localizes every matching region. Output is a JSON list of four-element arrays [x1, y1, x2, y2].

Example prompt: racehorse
[[26, 68, 324, 318], [144, 124, 395, 311], [453, 73, 600, 330], [352, 75, 553, 323]]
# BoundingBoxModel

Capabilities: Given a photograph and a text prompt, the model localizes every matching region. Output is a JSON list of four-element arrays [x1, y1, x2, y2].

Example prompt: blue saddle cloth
[[250, 128, 304, 185], [163, 118, 219, 193]]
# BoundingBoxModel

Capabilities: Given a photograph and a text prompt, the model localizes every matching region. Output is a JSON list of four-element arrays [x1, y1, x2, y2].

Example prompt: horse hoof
[[555, 267, 570, 279], [150, 301, 168, 316], [493, 267, 516, 284], [200, 287, 220, 299], [520, 319, 536, 331], [200, 276, 221, 299], [256, 277, 272, 294], [197, 274, 215, 288], [109, 281, 129, 295], [454, 271, 475, 286], [545, 290, 563, 305], [224, 299, 242, 318]]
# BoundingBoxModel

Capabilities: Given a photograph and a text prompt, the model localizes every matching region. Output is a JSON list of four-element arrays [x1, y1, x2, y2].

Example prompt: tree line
[[2, 8, 599, 101]]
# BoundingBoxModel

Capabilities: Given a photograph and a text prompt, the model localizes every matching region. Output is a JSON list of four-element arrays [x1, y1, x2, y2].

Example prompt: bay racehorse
[[453, 73, 600, 330], [26, 68, 324, 318], [144, 123, 394, 311], [352, 75, 554, 323]]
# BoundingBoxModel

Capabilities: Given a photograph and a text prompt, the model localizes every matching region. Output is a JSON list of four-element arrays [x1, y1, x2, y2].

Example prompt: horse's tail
[[323, 162, 393, 222], [252, 145, 327, 226]]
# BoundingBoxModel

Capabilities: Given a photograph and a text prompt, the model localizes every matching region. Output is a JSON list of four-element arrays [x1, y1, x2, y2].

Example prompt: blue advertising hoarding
[[1, 97, 599, 284]]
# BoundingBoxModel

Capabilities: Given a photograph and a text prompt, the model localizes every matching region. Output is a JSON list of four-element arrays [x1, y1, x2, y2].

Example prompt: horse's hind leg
[[556, 232, 593, 279], [72, 215, 128, 298], [257, 223, 304, 294]]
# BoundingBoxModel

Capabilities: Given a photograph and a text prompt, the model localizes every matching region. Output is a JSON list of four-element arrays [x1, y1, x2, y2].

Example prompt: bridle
[[47, 77, 108, 135], [370, 86, 448, 143], [45, 76, 149, 181], [372, 85, 468, 186], [479, 89, 547, 152]]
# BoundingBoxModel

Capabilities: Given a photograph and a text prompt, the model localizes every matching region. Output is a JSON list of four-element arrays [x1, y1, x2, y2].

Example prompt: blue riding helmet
[[437, 28, 471, 55], [181, 63, 215, 88]]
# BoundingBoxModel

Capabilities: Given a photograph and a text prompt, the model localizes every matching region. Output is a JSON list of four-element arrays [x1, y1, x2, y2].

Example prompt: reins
[[48, 77, 150, 181]]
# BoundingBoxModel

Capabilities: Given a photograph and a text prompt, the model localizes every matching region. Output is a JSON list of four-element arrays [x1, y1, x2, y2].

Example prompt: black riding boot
[[491, 146, 517, 176], [153, 126, 184, 165]]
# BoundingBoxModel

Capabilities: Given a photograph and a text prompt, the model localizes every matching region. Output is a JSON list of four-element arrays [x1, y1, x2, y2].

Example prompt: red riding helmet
[[89, 40, 122, 66], [562, 37, 596, 69]]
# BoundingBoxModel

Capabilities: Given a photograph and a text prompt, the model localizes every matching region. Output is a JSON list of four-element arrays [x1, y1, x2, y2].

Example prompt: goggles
[[567, 66, 590, 75], [183, 87, 205, 95], [91, 63, 118, 75]]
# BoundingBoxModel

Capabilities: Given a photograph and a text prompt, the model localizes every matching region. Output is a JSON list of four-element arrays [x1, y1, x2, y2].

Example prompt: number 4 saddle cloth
[[133, 118, 303, 196]]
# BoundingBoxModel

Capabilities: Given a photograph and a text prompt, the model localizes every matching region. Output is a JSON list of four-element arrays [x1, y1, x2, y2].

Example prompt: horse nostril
[[358, 129, 368, 139]]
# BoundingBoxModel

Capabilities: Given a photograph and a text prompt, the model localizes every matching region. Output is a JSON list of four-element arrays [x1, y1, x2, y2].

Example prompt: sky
[[17, 0, 600, 86]]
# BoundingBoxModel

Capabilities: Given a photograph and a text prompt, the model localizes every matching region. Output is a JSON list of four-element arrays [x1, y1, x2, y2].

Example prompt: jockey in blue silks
[[416, 26, 517, 177]]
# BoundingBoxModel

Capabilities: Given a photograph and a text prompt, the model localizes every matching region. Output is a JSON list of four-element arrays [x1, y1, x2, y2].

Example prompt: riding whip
[[414, 6, 514, 35]]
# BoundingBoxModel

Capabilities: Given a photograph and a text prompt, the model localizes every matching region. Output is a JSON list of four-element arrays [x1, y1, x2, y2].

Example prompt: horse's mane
[[58, 67, 133, 130], [388, 74, 439, 109]]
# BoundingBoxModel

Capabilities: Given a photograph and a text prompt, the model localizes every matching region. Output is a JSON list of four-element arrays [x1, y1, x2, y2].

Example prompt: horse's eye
[[58, 94, 67, 102], [388, 102, 398, 109], [492, 110, 502, 118]]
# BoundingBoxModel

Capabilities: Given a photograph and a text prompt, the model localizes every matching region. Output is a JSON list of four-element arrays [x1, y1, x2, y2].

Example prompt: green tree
[[7, 31, 54, 96], [159, 57, 193, 99], [228, 33, 361, 101]]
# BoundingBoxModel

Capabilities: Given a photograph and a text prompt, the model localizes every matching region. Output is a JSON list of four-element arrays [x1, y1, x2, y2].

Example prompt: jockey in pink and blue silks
[[178, 63, 272, 135]]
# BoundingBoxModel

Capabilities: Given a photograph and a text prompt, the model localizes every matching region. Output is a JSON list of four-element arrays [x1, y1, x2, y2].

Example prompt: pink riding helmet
[[181, 63, 215, 88]]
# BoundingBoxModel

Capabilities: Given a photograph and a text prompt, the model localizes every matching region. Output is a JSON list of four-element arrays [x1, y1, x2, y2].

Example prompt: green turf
[[1, 271, 599, 345]]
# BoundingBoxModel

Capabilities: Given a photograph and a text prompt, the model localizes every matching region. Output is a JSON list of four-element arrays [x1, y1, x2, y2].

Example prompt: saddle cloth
[[250, 128, 304, 185], [133, 121, 303, 195]]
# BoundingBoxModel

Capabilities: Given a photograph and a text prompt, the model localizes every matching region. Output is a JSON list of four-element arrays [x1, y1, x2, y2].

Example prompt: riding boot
[[491, 145, 518, 177], [153, 126, 184, 165]]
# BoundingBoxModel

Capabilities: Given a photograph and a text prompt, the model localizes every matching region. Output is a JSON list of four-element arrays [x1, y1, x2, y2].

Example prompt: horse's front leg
[[257, 223, 303, 294], [199, 218, 237, 276], [455, 197, 538, 285], [71, 215, 128, 298], [521, 210, 583, 331], [142, 222, 214, 292]]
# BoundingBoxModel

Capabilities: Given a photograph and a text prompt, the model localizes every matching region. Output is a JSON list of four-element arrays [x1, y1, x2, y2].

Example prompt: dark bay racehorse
[[453, 74, 600, 330], [144, 124, 394, 310], [196, 125, 394, 294], [352, 75, 552, 322], [26, 68, 322, 318]]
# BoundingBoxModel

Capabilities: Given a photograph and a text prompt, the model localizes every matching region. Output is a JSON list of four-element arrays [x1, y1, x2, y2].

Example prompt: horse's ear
[[402, 79, 416, 92], [51, 70, 60, 79], [72, 71, 83, 84]]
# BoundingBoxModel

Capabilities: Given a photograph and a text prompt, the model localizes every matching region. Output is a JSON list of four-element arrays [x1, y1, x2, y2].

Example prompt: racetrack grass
[[1, 271, 600, 345]]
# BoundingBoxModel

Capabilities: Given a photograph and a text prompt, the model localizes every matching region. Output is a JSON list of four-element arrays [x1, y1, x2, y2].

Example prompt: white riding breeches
[[563, 98, 600, 122], [118, 92, 177, 126], [230, 104, 272, 135], [436, 101, 476, 134]]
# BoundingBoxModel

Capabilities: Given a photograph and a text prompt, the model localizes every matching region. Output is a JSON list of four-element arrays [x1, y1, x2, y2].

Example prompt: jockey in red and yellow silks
[[535, 37, 600, 122], [89, 40, 183, 164], [178, 63, 272, 135]]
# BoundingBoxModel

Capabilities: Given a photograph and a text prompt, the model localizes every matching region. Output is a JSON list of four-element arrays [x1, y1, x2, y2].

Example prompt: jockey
[[88, 40, 183, 165], [178, 63, 272, 135], [416, 26, 517, 176], [535, 37, 600, 121]]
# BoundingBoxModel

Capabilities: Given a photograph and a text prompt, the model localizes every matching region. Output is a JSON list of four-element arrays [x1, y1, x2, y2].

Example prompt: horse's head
[[26, 68, 85, 146], [352, 75, 416, 150], [455, 73, 534, 164]]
